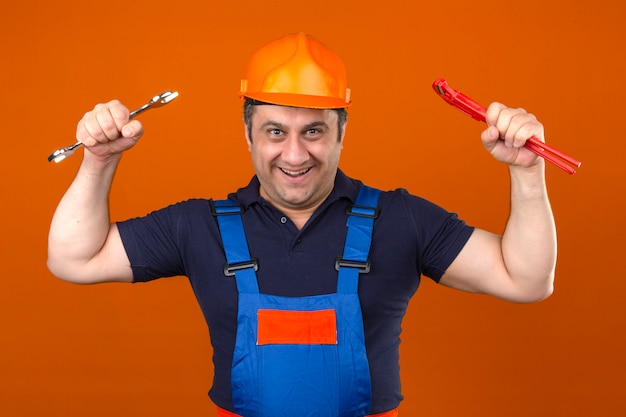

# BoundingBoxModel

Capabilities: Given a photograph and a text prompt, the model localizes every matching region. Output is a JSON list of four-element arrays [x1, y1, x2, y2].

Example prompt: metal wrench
[[47, 90, 179, 163]]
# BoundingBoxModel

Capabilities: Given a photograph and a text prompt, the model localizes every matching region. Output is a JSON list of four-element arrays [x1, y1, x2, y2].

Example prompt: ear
[[244, 122, 252, 151]]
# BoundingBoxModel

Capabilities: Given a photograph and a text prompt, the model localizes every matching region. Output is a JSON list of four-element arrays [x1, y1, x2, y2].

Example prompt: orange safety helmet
[[239, 33, 351, 109]]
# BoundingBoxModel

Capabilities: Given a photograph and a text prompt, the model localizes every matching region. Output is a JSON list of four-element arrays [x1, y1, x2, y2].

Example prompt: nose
[[281, 134, 309, 165]]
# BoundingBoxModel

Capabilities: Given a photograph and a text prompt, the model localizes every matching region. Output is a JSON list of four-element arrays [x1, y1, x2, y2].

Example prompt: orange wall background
[[1, 0, 624, 415]]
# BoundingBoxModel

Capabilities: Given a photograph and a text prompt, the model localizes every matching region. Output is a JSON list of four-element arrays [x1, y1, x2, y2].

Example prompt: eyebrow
[[260, 120, 331, 131]]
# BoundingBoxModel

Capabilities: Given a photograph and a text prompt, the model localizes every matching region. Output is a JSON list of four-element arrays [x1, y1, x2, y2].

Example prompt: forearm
[[501, 162, 557, 299], [442, 103, 557, 302]]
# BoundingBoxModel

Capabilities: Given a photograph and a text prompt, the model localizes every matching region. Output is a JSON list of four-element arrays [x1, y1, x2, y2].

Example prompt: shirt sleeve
[[392, 189, 474, 282], [116, 199, 213, 282]]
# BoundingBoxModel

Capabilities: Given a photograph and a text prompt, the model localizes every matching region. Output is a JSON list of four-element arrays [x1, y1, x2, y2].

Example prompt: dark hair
[[243, 98, 347, 142]]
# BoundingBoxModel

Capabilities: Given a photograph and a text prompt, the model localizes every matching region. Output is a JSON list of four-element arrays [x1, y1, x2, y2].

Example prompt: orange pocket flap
[[257, 309, 337, 345]]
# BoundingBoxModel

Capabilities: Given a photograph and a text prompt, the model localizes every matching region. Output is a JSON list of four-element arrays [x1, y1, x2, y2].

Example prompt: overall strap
[[212, 199, 259, 294], [337, 185, 381, 294]]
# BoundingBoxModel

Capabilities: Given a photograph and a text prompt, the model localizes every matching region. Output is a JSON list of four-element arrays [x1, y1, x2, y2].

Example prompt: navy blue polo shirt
[[117, 169, 474, 413]]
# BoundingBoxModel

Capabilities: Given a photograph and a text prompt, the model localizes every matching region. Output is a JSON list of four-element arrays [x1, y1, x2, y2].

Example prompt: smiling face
[[245, 104, 345, 221]]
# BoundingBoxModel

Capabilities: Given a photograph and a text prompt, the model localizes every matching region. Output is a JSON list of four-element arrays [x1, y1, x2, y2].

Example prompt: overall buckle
[[345, 204, 380, 219], [224, 258, 259, 277], [211, 201, 245, 216], [335, 257, 371, 274]]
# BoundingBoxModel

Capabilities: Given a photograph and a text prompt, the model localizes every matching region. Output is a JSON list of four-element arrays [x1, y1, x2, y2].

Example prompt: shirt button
[[280, 216, 287, 224]]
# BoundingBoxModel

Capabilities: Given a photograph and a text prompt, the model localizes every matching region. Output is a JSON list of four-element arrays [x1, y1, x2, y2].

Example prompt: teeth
[[280, 168, 311, 176]]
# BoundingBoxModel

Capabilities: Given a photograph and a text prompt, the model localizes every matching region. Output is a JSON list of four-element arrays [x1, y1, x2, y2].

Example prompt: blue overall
[[212, 185, 381, 417]]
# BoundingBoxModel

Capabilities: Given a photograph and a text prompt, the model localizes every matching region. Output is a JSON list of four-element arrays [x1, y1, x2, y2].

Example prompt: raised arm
[[440, 103, 557, 303], [47, 100, 144, 284]]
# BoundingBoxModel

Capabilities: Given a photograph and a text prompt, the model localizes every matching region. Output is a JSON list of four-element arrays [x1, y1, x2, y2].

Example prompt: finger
[[514, 120, 542, 149], [484, 102, 507, 127], [486, 103, 518, 148], [480, 125, 500, 151], [107, 100, 131, 130], [76, 101, 130, 145], [121, 120, 144, 139], [490, 105, 536, 148], [97, 100, 131, 140], [504, 111, 543, 148], [76, 108, 107, 146], [95, 111, 121, 141], [495, 107, 523, 148]]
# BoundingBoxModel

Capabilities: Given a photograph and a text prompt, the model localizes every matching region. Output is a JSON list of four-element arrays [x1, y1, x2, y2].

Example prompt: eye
[[262, 127, 288, 142], [303, 127, 325, 140], [264, 128, 286, 140]]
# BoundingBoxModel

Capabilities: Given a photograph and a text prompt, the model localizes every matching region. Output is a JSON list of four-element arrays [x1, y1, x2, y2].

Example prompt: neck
[[287, 204, 325, 229], [259, 191, 329, 231]]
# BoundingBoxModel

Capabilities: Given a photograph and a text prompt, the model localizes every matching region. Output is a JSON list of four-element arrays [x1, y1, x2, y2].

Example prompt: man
[[47, 33, 556, 417]]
